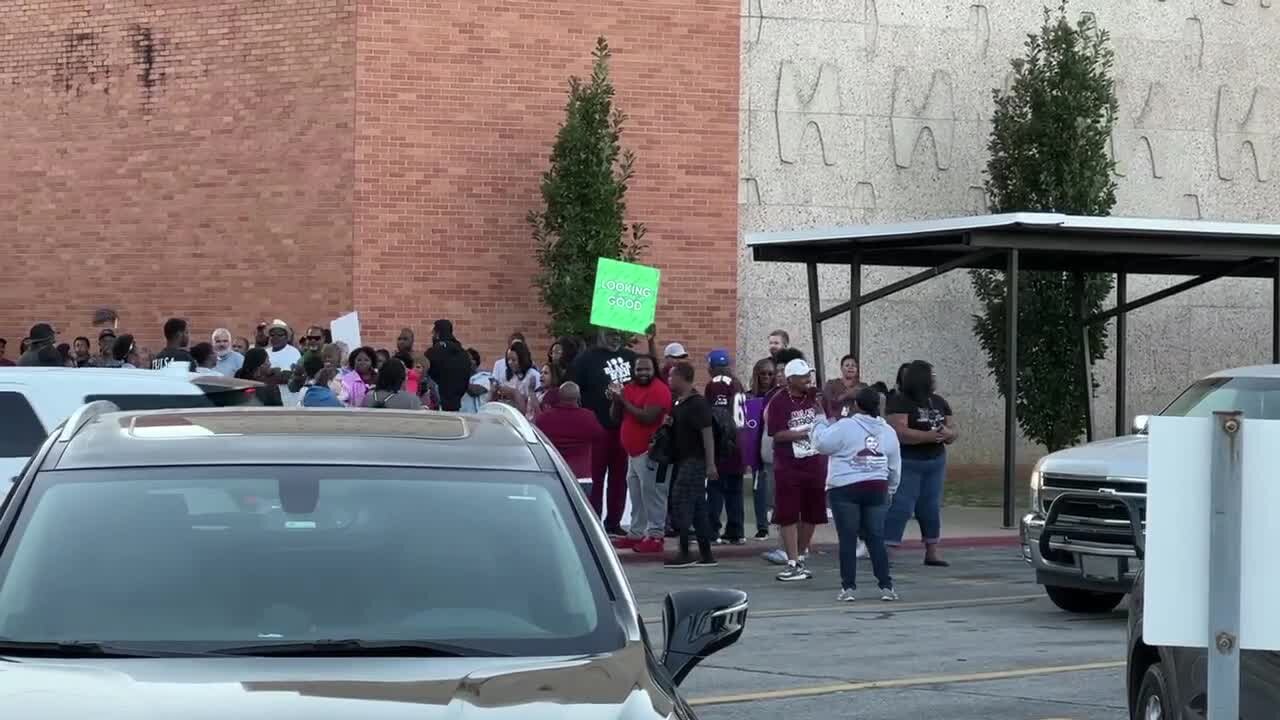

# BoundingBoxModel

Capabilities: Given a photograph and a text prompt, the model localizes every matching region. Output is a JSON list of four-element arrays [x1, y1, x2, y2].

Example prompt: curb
[[616, 534, 1022, 564]]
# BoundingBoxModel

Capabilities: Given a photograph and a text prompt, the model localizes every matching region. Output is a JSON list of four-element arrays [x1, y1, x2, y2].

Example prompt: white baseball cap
[[663, 342, 688, 359], [784, 358, 812, 378]]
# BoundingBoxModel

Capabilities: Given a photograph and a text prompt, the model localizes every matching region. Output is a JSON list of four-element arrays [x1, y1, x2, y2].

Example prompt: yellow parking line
[[640, 593, 1042, 625], [688, 660, 1125, 707]]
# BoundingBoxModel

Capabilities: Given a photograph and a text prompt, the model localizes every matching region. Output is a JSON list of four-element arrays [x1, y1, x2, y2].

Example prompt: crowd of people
[[0, 317, 959, 603]]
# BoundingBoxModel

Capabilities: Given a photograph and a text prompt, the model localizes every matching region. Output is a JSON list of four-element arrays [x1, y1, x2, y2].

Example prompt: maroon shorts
[[772, 468, 828, 526]]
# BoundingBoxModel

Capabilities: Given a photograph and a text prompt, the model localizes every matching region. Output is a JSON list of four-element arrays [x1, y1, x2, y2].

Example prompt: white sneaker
[[880, 586, 899, 602], [763, 548, 789, 565], [856, 539, 868, 558], [837, 588, 856, 602]]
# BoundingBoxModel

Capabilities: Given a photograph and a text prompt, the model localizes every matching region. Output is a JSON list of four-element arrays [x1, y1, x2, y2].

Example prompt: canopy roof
[[748, 212, 1280, 277]]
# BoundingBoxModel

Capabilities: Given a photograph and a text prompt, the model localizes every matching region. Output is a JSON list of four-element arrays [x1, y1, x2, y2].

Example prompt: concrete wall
[[737, 0, 1280, 467]]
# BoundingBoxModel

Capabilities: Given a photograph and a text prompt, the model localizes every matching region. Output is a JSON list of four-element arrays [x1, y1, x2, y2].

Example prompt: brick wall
[[0, 0, 356, 355], [353, 0, 740, 370], [0, 0, 739, 371]]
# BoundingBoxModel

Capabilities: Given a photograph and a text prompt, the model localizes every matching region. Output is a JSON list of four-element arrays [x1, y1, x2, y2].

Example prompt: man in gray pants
[[611, 355, 674, 555]]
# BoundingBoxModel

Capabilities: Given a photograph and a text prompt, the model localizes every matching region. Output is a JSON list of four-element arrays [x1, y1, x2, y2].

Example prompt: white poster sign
[[1144, 416, 1280, 650], [329, 312, 362, 351]]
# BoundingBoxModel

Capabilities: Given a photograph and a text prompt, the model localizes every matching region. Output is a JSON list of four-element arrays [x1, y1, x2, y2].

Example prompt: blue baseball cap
[[708, 349, 731, 367]]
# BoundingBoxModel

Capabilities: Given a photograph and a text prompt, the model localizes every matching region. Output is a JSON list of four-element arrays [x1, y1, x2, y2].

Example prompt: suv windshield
[[0, 466, 620, 656], [1158, 376, 1280, 422]]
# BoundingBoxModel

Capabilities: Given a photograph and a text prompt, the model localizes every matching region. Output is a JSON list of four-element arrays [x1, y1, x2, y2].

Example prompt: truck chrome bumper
[[1021, 511, 1141, 592]]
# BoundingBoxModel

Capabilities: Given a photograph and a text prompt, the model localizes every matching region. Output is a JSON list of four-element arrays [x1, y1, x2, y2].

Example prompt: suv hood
[[1039, 434, 1149, 480], [0, 646, 674, 720]]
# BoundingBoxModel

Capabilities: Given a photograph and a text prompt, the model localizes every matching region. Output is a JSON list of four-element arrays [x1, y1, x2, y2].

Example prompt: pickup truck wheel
[[1134, 663, 1171, 720], [1044, 585, 1124, 613]]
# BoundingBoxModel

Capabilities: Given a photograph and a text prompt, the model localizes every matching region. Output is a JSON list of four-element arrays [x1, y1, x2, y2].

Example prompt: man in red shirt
[[765, 358, 829, 581], [611, 355, 673, 554], [534, 383, 604, 484]]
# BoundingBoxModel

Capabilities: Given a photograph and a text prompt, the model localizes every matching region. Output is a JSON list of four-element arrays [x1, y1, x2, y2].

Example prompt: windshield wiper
[[213, 639, 506, 658], [0, 640, 169, 659]]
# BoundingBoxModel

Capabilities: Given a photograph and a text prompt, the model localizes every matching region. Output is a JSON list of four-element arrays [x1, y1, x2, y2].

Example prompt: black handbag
[[648, 424, 676, 466]]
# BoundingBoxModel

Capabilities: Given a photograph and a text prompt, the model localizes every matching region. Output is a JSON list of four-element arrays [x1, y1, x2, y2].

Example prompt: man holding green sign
[[590, 258, 661, 335]]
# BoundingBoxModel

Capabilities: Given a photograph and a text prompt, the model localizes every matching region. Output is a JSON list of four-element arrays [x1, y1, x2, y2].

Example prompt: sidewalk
[[617, 503, 1021, 564]]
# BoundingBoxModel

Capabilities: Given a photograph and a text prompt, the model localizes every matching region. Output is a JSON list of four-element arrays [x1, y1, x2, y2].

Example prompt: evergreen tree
[[970, 4, 1118, 452], [529, 37, 646, 338]]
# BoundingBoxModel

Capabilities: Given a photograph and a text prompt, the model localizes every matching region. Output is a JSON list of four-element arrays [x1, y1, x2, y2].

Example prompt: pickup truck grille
[[1040, 473, 1147, 528]]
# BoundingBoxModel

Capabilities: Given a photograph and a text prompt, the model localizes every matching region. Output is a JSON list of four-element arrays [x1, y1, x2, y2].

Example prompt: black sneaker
[[664, 527, 678, 538], [664, 553, 697, 569], [722, 536, 747, 546], [696, 556, 719, 567], [776, 562, 810, 582], [604, 524, 626, 538], [753, 529, 769, 541]]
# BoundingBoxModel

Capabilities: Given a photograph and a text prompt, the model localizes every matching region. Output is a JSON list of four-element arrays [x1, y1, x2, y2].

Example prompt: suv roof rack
[[57, 400, 122, 443], [479, 401, 539, 445]]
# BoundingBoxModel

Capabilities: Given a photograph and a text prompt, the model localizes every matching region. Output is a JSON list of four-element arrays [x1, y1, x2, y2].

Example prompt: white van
[[0, 368, 261, 483]]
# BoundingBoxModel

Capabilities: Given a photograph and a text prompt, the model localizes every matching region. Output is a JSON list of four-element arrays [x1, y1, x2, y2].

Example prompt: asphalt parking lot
[[624, 545, 1131, 720]]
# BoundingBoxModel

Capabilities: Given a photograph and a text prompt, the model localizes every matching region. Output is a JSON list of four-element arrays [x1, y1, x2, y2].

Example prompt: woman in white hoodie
[[811, 386, 901, 603]]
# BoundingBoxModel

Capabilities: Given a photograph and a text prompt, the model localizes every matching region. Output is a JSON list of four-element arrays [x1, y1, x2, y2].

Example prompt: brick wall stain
[[1, 1, 738, 370], [126, 24, 165, 104]]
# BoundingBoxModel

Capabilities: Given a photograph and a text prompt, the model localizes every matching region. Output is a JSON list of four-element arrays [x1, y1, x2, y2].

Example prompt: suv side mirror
[[662, 588, 748, 685], [1132, 414, 1150, 434]]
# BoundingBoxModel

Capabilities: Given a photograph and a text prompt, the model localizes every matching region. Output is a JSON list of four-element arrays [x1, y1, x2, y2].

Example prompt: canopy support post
[[1074, 273, 1095, 443], [807, 262, 825, 383], [850, 254, 862, 362], [1115, 271, 1128, 436], [1003, 249, 1019, 529]]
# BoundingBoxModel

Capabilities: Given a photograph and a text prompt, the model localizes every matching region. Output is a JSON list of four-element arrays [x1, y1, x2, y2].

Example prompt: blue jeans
[[753, 464, 773, 531], [827, 483, 892, 591], [707, 472, 745, 540], [884, 453, 946, 545]]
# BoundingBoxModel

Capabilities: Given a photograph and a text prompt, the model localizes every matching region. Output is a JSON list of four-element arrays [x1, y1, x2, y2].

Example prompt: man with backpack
[[704, 349, 747, 544]]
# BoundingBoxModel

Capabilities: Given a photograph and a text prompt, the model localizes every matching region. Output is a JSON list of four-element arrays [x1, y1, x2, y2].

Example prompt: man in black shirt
[[425, 319, 472, 412], [151, 318, 197, 372], [572, 327, 638, 535], [665, 362, 718, 568]]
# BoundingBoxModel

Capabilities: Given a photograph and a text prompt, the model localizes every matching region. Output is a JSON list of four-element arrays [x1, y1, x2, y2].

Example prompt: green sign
[[589, 257, 661, 334]]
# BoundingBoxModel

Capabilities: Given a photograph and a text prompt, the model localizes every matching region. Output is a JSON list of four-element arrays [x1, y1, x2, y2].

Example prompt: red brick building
[[0, 0, 739, 368]]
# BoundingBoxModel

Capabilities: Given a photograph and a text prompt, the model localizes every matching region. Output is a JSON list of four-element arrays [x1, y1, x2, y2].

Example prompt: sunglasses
[[306, 335, 324, 342], [268, 329, 287, 337]]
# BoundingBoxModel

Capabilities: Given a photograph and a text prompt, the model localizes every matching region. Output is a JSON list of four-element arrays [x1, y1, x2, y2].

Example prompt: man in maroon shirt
[[705, 349, 747, 544], [534, 383, 604, 484], [765, 358, 829, 581]]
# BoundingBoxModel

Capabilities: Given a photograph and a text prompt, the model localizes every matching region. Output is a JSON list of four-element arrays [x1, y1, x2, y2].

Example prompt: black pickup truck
[[1127, 566, 1280, 719]]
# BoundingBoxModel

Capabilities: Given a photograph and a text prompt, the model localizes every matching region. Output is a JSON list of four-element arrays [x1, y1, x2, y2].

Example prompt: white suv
[[0, 368, 260, 483]]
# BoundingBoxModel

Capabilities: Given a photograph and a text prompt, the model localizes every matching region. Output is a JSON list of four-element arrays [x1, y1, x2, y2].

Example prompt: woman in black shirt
[[884, 360, 958, 566]]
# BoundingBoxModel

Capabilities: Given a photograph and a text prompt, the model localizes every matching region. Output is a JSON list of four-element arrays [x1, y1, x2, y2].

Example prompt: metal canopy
[[749, 212, 1280, 276], [748, 212, 1280, 527]]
